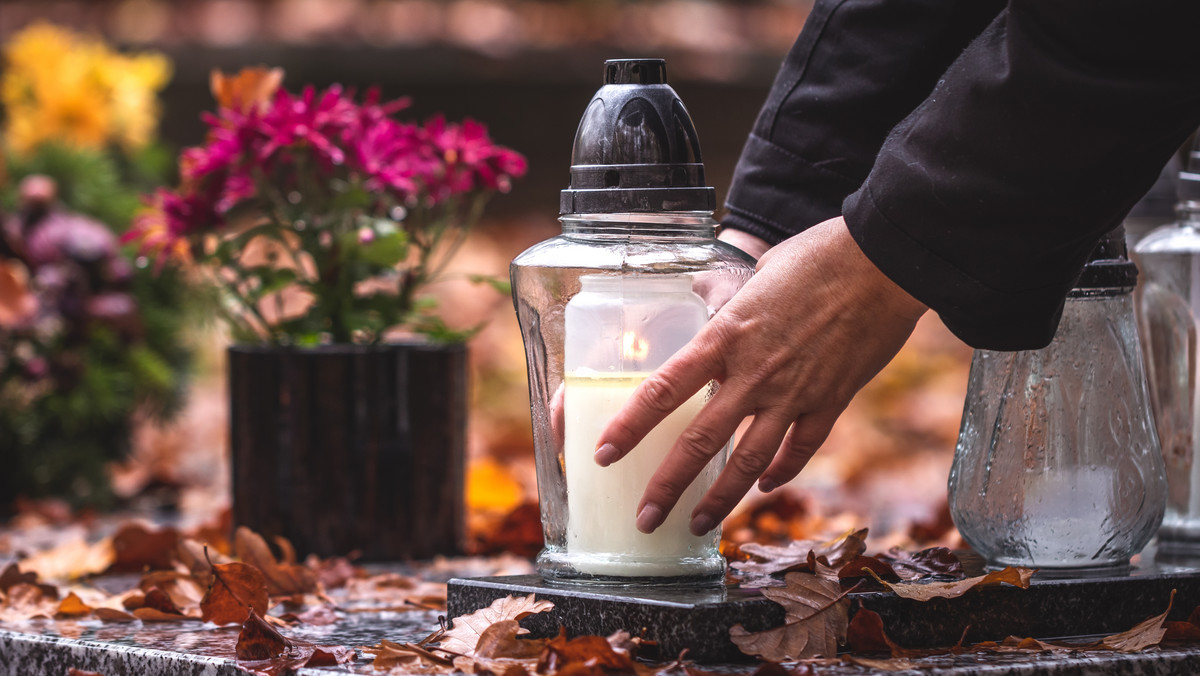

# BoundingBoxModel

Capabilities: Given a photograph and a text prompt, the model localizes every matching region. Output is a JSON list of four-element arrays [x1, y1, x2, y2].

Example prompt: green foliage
[[0, 142, 193, 508]]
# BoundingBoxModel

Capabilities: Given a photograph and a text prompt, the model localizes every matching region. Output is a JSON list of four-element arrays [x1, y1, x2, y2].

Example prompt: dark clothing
[[723, 0, 1200, 350]]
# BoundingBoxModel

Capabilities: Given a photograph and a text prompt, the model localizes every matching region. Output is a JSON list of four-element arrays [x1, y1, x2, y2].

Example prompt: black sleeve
[[843, 0, 1200, 350], [723, 0, 1005, 244]]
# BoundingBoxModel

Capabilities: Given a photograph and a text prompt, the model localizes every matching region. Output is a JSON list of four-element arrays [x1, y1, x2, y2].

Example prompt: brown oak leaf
[[870, 566, 1033, 601], [1100, 590, 1175, 652], [234, 527, 317, 597], [439, 594, 555, 656], [734, 528, 868, 576], [730, 572, 853, 660], [201, 561, 270, 625]]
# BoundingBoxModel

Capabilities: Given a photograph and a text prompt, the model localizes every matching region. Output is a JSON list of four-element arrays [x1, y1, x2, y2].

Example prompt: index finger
[[593, 339, 723, 467]]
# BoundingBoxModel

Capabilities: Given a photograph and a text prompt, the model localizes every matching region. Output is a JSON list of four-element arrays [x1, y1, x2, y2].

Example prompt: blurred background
[[0, 0, 973, 557]]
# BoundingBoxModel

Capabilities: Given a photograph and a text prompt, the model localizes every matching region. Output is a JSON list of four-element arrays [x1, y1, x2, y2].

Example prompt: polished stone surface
[[447, 570, 1200, 662]]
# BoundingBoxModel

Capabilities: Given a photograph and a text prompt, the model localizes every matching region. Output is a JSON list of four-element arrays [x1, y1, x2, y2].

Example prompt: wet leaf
[[132, 607, 196, 622], [869, 566, 1033, 601], [734, 528, 868, 576], [362, 639, 454, 670], [1164, 620, 1200, 641], [475, 619, 552, 659], [439, 594, 555, 656], [1100, 590, 1174, 652], [201, 561, 270, 625], [729, 572, 853, 660], [537, 632, 640, 674], [17, 537, 114, 581], [837, 556, 900, 582], [302, 645, 356, 667], [55, 592, 93, 618], [843, 655, 918, 671], [0, 563, 38, 592], [93, 607, 137, 623], [137, 571, 204, 612], [108, 523, 180, 573], [846, 608, 900, 654], [236, 610, 293, 661], [66, 670, 105, 676], [142, 588, 184, 615], [235, 527, 317, 596], [876, 547, 965, 581]]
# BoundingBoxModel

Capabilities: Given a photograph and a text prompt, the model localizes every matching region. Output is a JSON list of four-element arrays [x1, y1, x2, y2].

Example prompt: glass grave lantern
[[949, 227, 1167, 577], [510, 59, 756, 584]]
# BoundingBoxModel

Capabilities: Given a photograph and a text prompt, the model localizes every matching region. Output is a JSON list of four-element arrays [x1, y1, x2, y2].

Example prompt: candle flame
[[621, 331, 650, 362]]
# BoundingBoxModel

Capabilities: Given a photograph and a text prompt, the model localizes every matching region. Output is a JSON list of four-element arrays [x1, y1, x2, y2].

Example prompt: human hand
[[593, 216, 927, 536]]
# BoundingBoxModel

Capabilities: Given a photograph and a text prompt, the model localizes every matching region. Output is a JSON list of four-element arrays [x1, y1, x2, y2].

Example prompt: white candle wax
[[563, 371, 721, 576]]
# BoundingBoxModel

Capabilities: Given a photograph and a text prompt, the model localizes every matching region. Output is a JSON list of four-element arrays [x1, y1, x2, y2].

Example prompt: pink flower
[[422, 117, 528, 202], [256, 85, 358, 172], [123, 188, 222, 266]]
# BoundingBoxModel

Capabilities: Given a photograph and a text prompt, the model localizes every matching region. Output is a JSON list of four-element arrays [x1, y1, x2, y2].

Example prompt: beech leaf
[[439, 593, 555, 656], [734, 528, 868, 576], [1100, 589, 1175, 652], [869, 566, 1033, 601], [201, 561, 270, 625], [729, 572, 853, 660], [537, 632, 640, 674]]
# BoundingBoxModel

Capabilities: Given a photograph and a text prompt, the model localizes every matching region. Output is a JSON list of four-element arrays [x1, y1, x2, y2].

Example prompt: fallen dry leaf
[[201, 561, 270, 625], [303, 645, 356, 667], [843, 655, 919, 671], [837, 556, 900, 582], [536, 631, 642, 675], [363, 638, 454, 670], [845, 608, 901, 655], [16, 537, 115, 582], [343, 572, 447, 611], [730, 572, 854, 660], [475, 619, 553, 659], [108, 523, 180, 573], [235, 527, 317, 597], [439, 594, 555, 656], [734, 528, 868, 576], [65, 670, 105, 676], [137, 571, 204, 613], [92, 608, 137, 623], [1100, 590, 1174, 652], [55, 592, 92, 618], [132, 607, 197, 622], [870, 566, 1033, 601]]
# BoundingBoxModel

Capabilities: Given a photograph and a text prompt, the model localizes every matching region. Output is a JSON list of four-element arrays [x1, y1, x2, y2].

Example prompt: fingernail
[[594, 443, 621, 467], [690, 512, 717, 536], [759, 478, 780, 493], [636, 503, 664, 534]]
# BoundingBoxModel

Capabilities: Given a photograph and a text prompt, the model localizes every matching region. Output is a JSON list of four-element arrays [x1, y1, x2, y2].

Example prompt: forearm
[[723, 0, 1004, 244], [845, 0, 1200, 350]]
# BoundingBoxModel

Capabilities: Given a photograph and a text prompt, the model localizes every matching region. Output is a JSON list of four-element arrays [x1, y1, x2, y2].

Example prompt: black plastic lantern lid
[[560, 59, 716, 215], [1071, 225, 1138, 295]]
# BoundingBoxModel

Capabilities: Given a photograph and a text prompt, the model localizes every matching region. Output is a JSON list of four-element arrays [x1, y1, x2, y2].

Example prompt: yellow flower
[[1, 22, 171, 156]]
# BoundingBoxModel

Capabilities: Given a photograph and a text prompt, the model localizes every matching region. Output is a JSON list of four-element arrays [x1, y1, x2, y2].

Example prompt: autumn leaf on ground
[[55, 592, 93, 618], [836, 556, 900, 582], [343, 572, 447, 612], [108, 522, 180, 573], [0, 583, 57, 622], [362, 639, 454, 671], [137, 571, 204, 613], [474, 619, 553, 659], [1100, 589, 1175, 653], [237, 610, 294, 661], [845, 608, 902, 655], [729, 572, 855, 660], [536, 631, 643, 675], [868, 566, 1033, 601], [439, 594, 555, 656], [876, 547, 967, 581], [201, 561, 270, 625], [0, 563, 57, 599], [234, 526, 317, 597], [843, 655, 918, 671], [237, 609, 356, 674], [16, 537, 114, 581], [734, 528, 868, 576]]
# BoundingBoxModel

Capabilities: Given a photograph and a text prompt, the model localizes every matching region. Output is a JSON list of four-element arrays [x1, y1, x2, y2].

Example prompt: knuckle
[[640, 375, 684, 414], [675, 425, 729, 460]]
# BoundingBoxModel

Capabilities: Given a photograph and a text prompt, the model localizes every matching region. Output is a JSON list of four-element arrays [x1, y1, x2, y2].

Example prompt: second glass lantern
[[510, 59, 755, 584]]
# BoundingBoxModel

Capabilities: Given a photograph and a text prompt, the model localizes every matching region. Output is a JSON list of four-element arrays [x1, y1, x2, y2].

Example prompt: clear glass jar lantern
[[948, 228, 1166, 577], [510, 59, 755, 584], [1136, 136, 1200, 556]]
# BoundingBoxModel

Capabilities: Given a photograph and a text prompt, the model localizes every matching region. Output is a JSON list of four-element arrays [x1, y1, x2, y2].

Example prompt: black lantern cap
[[1072, 225, 1138, 295], [560, 58, 716, 215]]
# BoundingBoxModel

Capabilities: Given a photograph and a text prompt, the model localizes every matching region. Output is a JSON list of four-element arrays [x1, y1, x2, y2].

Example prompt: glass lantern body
[[1136, 216, 1200, 554], [511, 212, 755, 584], [948, 292, 1166, 577]]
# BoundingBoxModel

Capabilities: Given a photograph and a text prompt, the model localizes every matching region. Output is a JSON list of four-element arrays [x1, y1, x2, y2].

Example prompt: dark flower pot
[[228, 343, 466, 560]]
